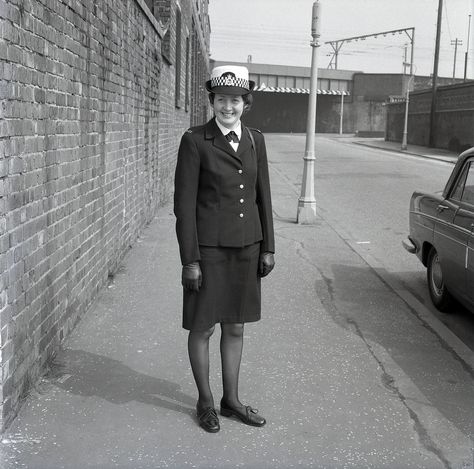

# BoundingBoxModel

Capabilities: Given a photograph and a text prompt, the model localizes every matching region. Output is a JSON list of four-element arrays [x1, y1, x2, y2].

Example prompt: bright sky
[[208, 0, 473, 79]]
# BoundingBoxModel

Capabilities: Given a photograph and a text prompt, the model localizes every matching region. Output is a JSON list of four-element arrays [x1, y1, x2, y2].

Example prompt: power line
[[324, 27, 415, 72]]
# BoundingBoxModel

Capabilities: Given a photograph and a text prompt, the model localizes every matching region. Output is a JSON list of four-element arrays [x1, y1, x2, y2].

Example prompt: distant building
[[211, 60, 358, 94], [210, 60, 464, 137]]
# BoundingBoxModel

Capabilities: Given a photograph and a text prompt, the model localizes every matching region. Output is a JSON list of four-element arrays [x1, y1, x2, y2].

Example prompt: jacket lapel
[[203, 119, 254, 162], [236, 124, 252, 159], [204, 118, 241, 161]]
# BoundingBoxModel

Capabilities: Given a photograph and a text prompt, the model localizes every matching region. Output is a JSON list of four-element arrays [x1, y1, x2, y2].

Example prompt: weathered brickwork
[[385, 81, 474, 152], [0, 0, 210, 429]]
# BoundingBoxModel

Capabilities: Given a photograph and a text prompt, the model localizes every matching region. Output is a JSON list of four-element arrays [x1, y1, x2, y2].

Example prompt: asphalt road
[[268, 134, 474, 351]]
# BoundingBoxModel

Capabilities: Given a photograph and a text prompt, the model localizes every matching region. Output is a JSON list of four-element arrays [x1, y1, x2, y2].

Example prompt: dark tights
[[188, 323, 245, 410]]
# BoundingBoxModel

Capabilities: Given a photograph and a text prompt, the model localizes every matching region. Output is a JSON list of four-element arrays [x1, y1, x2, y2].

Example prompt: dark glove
[[258, 252, 274, 277], [182, 262, 202, 291]]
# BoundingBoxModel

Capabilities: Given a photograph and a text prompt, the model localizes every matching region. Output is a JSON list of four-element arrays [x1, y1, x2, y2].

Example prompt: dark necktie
[[225, 131, 239, 143]]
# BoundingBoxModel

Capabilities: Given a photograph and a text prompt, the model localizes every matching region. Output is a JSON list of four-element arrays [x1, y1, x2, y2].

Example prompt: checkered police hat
[[205, 65, 255, 95]]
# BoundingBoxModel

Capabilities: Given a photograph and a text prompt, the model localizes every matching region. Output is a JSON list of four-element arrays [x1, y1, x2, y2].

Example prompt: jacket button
[[240, 198, 244, 203], [240, 184, 244, 189], [238, 169, 243, 174], [239, 213, 244, 218]]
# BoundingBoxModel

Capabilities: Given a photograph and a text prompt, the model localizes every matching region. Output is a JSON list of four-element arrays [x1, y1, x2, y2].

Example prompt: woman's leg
[[188, 325, 215, 408], [219, 322, 266, 427], [220, 322, 245, 409]]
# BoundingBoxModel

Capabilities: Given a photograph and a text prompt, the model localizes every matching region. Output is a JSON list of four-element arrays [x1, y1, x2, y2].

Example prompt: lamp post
[[339, 92, 344, 135], [297, 0, 320, 224], [401, 74, 414, 151]]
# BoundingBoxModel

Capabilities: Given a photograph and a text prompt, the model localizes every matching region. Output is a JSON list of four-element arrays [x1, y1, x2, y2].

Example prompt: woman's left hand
[[258, 252, 274, 277], [182, 262, 202, 291]]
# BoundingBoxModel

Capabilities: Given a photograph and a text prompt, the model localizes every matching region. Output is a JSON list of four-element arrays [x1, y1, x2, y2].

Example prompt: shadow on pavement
[[50, 349, 196, 417]]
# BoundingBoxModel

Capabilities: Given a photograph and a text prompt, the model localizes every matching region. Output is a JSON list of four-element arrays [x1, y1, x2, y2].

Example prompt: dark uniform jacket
[[174, 118, 275, 266]]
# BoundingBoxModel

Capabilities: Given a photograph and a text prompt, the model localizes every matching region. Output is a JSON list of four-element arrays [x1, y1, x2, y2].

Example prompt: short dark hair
[[208, 92, 253, 114]]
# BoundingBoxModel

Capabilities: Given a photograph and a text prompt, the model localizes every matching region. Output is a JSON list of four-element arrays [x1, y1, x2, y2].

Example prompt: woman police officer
[[174, 65, 275, 433]]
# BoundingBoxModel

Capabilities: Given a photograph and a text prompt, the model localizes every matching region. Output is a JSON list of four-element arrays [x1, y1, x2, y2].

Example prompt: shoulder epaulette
[[248, 127, 262, 134], [186, 123, 207, 134]]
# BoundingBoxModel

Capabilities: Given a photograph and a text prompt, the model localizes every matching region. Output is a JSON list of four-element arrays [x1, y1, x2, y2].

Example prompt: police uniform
[[174, 117, 275, 331]]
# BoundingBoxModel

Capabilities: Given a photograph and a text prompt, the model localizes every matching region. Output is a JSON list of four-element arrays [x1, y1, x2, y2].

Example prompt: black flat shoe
[[196, 405, 220, 433], [220, 399, 266, 427]]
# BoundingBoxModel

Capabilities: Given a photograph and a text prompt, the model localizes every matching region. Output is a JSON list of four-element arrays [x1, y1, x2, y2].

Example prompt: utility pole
[[464, 14, 471, 81], [429, 0, 443, 148], [297, 1, 320, 224], [403, 43, 409, 74], [451, 38, 463, 79]]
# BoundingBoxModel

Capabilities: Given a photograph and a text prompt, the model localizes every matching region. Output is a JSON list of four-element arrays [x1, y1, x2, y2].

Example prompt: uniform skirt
[[182, 243, 261, 331]]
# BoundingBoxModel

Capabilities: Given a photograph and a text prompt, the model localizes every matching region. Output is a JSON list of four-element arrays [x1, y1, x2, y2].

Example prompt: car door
[[449, 160, 474, 302], [433, 160, 471, 297], [468, 227, 474, 305], [456, 161, 474, 304]]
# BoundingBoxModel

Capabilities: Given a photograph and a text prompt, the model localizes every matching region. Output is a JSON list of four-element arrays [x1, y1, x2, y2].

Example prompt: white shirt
[[215, 119, 242, 152]]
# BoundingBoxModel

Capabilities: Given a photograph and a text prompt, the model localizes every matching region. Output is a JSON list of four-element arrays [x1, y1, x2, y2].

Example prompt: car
[[403, 147, 474, 313]]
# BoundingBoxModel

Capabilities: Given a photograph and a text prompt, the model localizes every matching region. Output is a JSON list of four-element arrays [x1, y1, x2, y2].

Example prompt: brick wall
[[385, 81, 474, 152], [0, 0, 209, 429]]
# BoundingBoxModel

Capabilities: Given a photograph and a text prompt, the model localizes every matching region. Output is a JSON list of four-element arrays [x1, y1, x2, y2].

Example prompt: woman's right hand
[[258, 252, 275, 277], [182, 262, 202, 291]]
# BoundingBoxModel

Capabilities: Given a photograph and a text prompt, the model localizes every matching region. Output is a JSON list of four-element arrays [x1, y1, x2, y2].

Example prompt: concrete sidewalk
[[345, 136, 459, 164], [1, 136, 472, 469]]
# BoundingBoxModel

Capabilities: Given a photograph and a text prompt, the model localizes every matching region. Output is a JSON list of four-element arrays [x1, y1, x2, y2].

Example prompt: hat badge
[[222, 72, 236, 86]]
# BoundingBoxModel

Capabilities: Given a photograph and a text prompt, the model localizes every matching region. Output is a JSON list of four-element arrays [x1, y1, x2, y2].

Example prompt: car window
[[450, 163, 469, 201], [460, 162, 474, 205]]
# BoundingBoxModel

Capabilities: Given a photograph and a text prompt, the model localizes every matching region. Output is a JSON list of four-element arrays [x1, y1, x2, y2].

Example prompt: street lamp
[[297, 0, 320, 225], [339, 92, 344, 135], [401, 74, 414, 151]]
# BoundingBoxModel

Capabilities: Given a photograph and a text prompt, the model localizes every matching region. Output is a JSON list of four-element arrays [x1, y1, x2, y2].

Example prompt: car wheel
[[427, 247, 453, 312]]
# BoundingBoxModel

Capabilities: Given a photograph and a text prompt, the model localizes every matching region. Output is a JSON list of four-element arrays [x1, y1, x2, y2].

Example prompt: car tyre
[[427, 247, 454, 313]]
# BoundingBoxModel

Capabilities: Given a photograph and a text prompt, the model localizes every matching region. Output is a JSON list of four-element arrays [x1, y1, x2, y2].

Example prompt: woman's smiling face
[[213, 93, 244, 129]]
